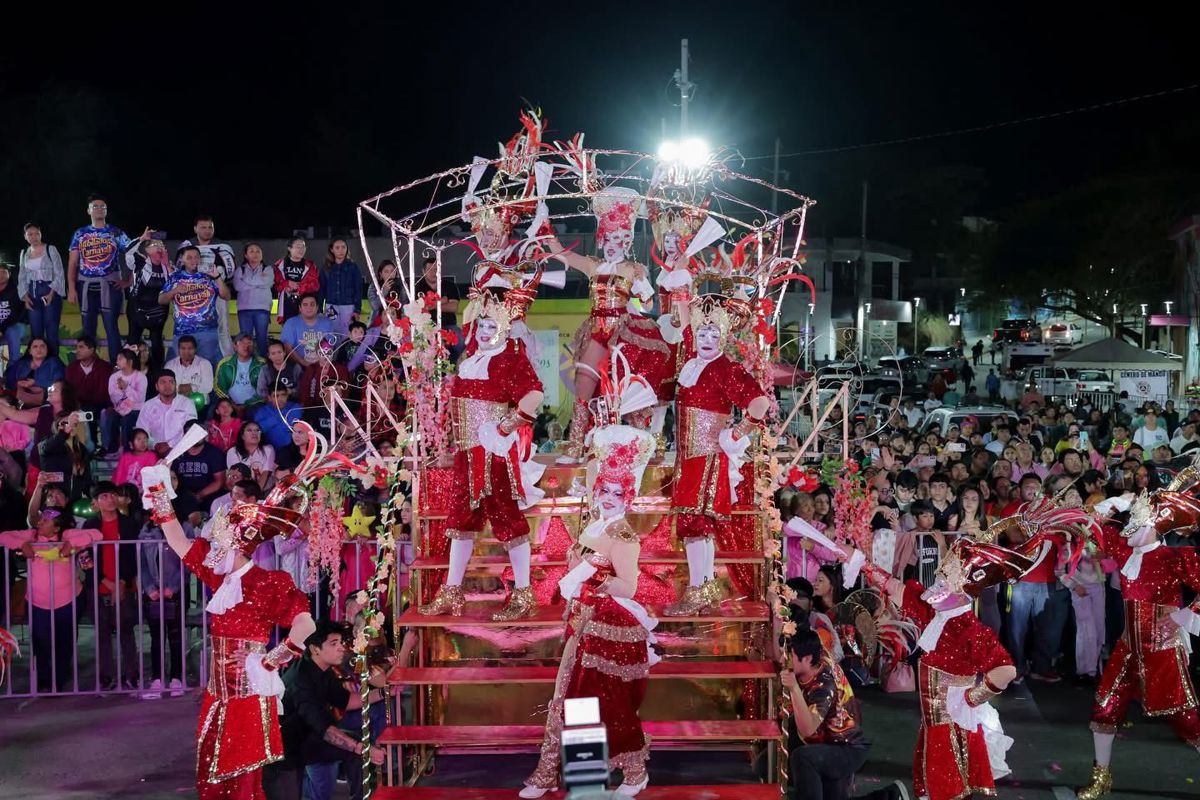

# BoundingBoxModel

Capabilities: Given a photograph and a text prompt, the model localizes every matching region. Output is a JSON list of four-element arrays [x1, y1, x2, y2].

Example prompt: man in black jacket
[[85, 481, 142, 691], [275, 620, 385, 800]]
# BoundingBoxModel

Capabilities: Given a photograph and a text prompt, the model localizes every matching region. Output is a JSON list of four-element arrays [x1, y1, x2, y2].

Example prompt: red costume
[[524, 423, 658, 796], [445, 339, 543, 548], [672, 354, 766, 538], [895, 580, 1013, 800], [184, 539, 311, 799], [1089, 519, 1200, 743]]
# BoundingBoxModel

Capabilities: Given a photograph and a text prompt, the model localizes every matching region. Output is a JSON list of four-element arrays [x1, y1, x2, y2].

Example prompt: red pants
[[446, 452, 530, 547], [676, 511, 719, 543], [1092, 641, 1200, 746]]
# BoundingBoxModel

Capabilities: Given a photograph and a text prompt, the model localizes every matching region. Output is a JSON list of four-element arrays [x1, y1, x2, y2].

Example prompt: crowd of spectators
[[0, 197, 417, 737]]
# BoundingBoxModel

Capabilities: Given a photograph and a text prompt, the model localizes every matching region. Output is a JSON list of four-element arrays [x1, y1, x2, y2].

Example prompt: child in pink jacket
[[0, 511, 101, 691]]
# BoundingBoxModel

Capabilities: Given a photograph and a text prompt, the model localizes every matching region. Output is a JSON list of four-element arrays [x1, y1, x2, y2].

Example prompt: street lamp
[[1165, 301, 1175, 354], [657, 137, 711, 180], [912, 297, 921, 356]]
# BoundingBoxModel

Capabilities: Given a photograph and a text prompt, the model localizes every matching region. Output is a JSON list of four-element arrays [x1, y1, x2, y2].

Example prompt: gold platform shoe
[[663, 585, 711, 617], [1077, 763, 1112, 800], [418, 584, 465, 617], [492, 586, 537, 621], [699, 578, 723, 607]]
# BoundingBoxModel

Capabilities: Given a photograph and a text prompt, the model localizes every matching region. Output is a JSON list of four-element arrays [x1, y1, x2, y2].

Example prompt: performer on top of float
[[418, 264, 546, 622], [662, 283, 769, 616]]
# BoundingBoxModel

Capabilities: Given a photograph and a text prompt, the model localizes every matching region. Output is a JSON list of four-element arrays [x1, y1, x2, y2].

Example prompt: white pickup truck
[[1021, 366, 1116, 397]]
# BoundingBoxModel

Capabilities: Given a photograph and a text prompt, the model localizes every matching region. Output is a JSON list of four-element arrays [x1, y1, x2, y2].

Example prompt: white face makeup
[[696, 323, 722, 359], [1126, 524, 1157, 548], [594, 481, 627, 519], [474, 318, 503, 349], [602, 229, 633, 263], [919, 576, 971, 611], [663, 231, 682, 260]]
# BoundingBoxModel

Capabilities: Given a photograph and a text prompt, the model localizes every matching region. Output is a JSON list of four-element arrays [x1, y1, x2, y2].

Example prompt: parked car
[[922, 346, 966, 379], [1044, 322, 1083, 346], [921, 405, 1019, 435], [992, 318, 1042, 344], [1021, 366, 1073, 396], [877, 355, 924, 388], [1071, 369, 1116, 394]]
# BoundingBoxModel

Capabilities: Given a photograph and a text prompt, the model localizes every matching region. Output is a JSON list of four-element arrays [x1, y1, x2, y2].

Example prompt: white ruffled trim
[[519, 458, 546, 510], [718, 428, 750, 497], [916, 603, 972, 653], [946, 686, 1013, 780], [477, 421, 545, 510], [139, 465, 177, 508], [678, 355, 716, 388], [1093, 495, 1131, 517], [458, 349, 499, 380], [656, 268, 692, 291], [631, 277, 654, 303], [206, 559, 254, 614], [1171, 607, 1200, 637], [559, 561, 599, 601], [478, 422, 517, 457], [1121, 540, 1161, 581], [842, 549, 866, 590], [657, 314, 684, 344], [244, 652, 286, 713]]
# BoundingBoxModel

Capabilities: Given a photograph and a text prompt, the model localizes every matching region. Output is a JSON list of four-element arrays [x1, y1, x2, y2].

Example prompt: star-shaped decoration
[[343, 505, 376, 539]]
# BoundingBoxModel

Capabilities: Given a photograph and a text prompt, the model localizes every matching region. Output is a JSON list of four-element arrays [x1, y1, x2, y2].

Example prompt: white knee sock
[[685, 539, 706, 588], [509, 541, 532, 589], [1093, 731, 1114, 767], [650, 404, 668, 436], [703, 537, 716, 581], [446, 538, 474, 587]]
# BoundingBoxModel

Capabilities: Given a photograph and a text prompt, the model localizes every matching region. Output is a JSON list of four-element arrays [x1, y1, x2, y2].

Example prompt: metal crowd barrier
[[0, 538, 400, 698]]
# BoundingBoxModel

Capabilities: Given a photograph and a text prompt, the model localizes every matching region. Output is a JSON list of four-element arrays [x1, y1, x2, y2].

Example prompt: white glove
[[140, 464, 176, 509]]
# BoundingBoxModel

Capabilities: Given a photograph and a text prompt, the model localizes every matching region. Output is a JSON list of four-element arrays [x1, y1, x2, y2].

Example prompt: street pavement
[[0, 675, 1196, 799]]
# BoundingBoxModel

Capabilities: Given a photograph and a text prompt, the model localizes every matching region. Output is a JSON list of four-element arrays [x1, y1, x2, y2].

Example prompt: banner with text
[[1118, 369, 1170, 400]]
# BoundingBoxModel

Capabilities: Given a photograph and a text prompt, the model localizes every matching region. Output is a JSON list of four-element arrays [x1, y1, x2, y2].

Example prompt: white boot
[[518, 785, 553, 799], [616, 776, 649, 796]]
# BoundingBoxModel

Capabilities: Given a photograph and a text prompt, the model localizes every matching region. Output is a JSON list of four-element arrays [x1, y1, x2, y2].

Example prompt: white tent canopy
[[1052, 336, 1182, 371]]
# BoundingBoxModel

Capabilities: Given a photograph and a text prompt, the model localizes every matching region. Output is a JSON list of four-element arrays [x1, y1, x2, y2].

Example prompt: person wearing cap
[[215, 332, 266, 412], [253, 380, 302, 450], [135, 369, 198, 456], [84, 480, 142, 691]]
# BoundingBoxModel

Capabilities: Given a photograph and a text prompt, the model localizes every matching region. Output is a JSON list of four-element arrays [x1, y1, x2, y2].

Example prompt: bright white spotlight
[[679, 137, 710, 168], [658, 140, 681, 161]]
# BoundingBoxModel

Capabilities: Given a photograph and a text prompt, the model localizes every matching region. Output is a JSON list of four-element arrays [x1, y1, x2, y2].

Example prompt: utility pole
[[857, 181, 871, 359], [677, 39, 693, 137], [771, 137, 781, 214]]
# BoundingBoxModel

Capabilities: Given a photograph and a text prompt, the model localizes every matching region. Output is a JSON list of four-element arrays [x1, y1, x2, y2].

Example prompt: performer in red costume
[[520, 415, 658, 798], [810, 498, 1092, 800], [139, 424, 330, 800], [1076, 486, 1200, 799], [547, 181, 677, 462], [419, 265, 546, 621], [663, 290, 769, 615]]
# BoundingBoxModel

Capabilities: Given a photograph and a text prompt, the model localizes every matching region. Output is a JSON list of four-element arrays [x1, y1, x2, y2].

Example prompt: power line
[[744, 82, 1200, 161]]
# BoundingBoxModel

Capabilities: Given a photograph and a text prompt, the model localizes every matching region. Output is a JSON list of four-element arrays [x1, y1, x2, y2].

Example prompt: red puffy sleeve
[[720, 357, 767, 412], [900, 579, 934, 629], [262, 570, 313, 628], [181, 538, 223, 592], [501, 347, 543, 405], [1092, 521, 1132, 566], [967, 617, 1013, 673]]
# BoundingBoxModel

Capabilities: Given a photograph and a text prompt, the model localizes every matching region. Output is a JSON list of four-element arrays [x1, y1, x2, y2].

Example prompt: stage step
[[373, 786, 777, 799], [398, 601, 769, 628], [410, 550, 763, 570], [388, 660, 776, 685], [379, 719, 780, 748]]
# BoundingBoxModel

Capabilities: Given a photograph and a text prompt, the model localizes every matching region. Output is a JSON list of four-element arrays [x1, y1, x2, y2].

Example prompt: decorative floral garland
[[389, 292, 455, 461], [309, 477, 351, 599], [822, 457, 874, 559]]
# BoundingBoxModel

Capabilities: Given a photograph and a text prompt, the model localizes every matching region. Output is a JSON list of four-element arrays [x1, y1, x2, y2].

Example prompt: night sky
[[2, 1, 1197, 250]]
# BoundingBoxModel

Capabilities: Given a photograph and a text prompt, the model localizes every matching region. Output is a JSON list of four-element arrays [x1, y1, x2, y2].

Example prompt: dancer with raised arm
[[139, 423, 324, 800], [520, 406, 658, 798], [418, 266, 546, 621], [546, 175, 674, 462], [662, 287, 769, 616], [1076, 485, 1200, 799]]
